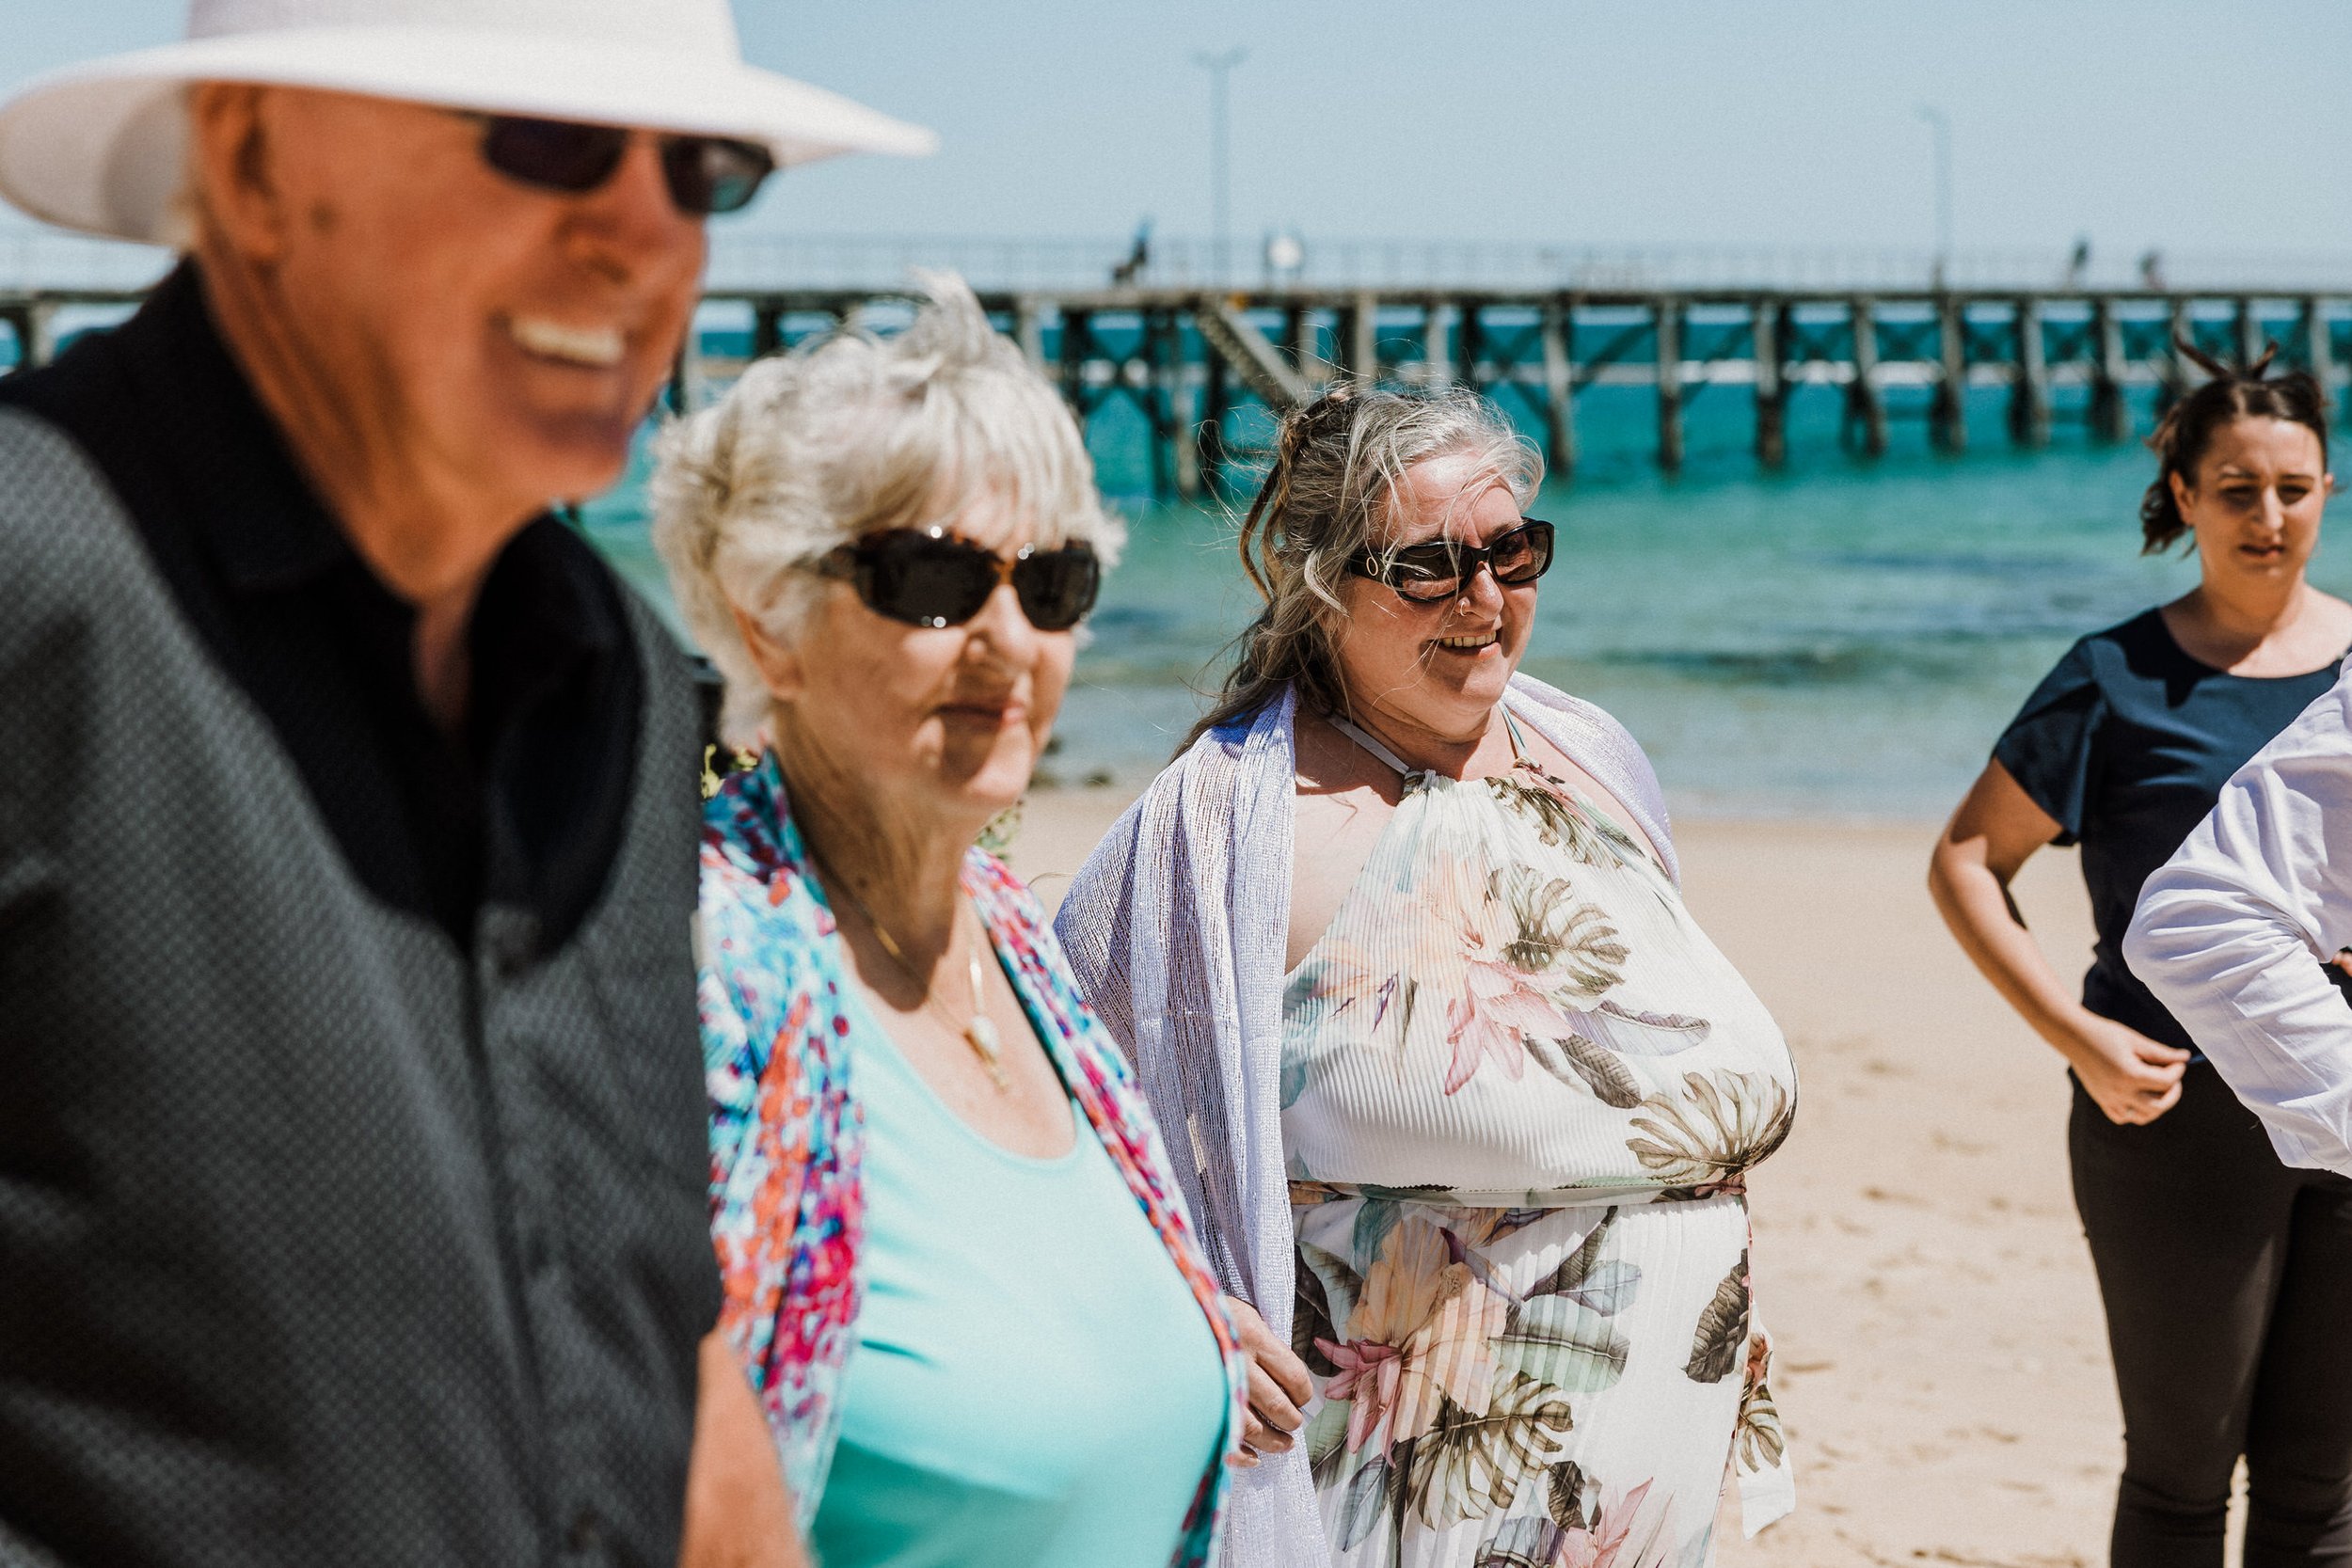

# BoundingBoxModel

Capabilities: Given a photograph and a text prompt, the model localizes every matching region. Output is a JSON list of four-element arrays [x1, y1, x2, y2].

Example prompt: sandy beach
[[1011, 789, 2122, 1568]]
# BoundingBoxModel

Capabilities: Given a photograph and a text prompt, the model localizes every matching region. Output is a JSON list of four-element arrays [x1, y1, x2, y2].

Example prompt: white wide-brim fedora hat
[[0, 0, 938, 245]]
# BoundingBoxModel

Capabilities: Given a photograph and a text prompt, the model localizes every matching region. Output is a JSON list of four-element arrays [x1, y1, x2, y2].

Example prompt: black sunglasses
[[462, 113, 775, 215], [1348, 519, 1556, 603], [814, 529, 1103, 632]]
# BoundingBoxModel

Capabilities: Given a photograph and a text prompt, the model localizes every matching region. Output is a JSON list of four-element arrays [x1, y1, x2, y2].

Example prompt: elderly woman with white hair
[[652, 277, 1242, 1568], [1056, 388, 1800, 1567]]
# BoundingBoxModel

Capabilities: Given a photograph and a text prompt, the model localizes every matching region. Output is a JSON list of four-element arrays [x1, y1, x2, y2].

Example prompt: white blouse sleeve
[[2124, 672, 2352, 1174]]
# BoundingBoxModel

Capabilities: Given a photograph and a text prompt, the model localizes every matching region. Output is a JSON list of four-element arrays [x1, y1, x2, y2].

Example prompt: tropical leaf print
[[1734, 1326, 1788, 1471], [1486, 769, 1649, 873], [1472, 1515, 1571, 1568], [1353, 1199, 1404, 1267], [1556, 1001, 1713, 1058], [1306, 1399, 1354, 1484], [1402, 1372, 1578, 1526], [1558, 1258, 1644, 1317], [1491, 866, 1628, 995], [1599, 1002, 1709, 1035], [1300, 942, 1422, 1058], [1296, 1256, 1341, 1375], [1466, 1473, 1684, 1568], [1321, 1218, 1513, 1458], [1736, 1364, 1787, 1471], [1548, 1459, 1591, 1529], [1496, 1294, 1630, 1393], [1626, 1070, 1795, 1188], [1586, 1480, 1680, 1568], [1531, 1212, 1645, 1318], [1337, 1449, 1393, 1550], [1684, 1252, 1752, 1384], [1298, 1236, 1366, 1343], [1528, 1032, 1644, 1108]]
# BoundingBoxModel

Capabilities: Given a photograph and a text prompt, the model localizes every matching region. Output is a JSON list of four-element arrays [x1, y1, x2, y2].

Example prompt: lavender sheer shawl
[[1053, 675, 1677, 1566]]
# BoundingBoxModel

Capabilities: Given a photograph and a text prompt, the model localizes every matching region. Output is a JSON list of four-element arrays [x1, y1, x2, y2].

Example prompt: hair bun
[[2174, 333, 2285, 384]]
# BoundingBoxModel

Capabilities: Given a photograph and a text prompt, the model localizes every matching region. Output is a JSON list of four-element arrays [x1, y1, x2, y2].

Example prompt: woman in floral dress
[[1058, 388, 1797, 1567]]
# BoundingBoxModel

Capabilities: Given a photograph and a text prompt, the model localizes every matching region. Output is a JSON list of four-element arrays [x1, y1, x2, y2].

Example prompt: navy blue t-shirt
[[1994, 607, 2350, 1055]]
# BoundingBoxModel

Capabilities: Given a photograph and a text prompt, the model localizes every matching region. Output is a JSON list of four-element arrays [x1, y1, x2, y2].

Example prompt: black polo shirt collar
[[0, 260, 643, 956]]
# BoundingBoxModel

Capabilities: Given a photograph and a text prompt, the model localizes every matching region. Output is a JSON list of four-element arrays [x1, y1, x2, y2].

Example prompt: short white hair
[[651, 271, 1122, 746]]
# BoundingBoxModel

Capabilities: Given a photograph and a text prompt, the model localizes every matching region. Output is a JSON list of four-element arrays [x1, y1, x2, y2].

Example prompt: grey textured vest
[[0, 410, 719, 1567]]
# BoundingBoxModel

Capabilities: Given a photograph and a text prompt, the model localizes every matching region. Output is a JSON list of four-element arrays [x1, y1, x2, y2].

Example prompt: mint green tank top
[[807, 1016, 1229, 1568]]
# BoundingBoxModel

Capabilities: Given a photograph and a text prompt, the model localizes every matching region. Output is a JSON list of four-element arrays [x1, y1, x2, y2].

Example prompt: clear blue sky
[[6, 2, 2349, 258]]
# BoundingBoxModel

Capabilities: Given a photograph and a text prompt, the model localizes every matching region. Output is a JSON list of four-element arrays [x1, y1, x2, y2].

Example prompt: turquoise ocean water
[[582, 375, 2352, 819]]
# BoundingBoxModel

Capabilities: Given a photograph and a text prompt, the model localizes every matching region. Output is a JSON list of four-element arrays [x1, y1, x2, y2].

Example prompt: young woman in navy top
[[1931, 346, 2352, 1568]]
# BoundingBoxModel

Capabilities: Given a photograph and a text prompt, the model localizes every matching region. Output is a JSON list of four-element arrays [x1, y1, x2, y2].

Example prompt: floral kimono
[[698, 754, 1246, 1565]]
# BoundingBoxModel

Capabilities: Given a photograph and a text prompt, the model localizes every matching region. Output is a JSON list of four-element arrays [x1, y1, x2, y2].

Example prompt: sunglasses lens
[[1387, 546, 1464, 601], [662, 136, 776, 215], [481, 116, 629, 193], [858, 535, 997, 628], [1496, 522, 1555, 585], [1011, 547, 1102, 630]]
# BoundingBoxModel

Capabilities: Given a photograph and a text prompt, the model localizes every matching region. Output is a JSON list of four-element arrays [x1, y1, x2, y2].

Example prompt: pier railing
[[702, 236, 2352, 296], [9, 227, 2352, 295]]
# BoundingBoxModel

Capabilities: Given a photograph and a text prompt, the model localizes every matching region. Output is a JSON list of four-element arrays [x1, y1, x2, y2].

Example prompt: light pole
[[1193, 47, 1246, 285], [1915, 104, 1953, 289]]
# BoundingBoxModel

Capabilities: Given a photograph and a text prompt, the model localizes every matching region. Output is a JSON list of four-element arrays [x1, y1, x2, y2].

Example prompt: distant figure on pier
[[2065, 236, 2092, 288], [1057, 387, 1798, 1566], [0, 1, 930, 1565], [1112, 219, 1153, 286], [1933, 343, 2352, 1568], [2140, 248, 2169, 291]]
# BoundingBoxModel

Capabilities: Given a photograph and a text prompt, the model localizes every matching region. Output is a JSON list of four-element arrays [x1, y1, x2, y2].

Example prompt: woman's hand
[[2067, 1013, 2190, 1125], [1221, 1294, 1312, 1468], [1931, 764, 2192, 1128]]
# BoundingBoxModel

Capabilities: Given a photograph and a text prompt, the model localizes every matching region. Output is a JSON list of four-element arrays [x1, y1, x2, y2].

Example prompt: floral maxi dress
[[1283, 718, 1798, 1568]]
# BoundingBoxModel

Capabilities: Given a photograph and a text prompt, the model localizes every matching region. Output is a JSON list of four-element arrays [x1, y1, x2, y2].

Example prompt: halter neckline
[[1326, 708, 1532, 783]]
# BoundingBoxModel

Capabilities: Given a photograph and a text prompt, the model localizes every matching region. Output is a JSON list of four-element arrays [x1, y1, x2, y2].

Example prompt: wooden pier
[[689, 286, 2352, 495], [8, 283, 2348, 496]]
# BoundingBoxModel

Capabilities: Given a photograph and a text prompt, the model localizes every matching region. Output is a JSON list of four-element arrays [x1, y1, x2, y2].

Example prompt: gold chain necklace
[[811, 852, 1009, 1093]]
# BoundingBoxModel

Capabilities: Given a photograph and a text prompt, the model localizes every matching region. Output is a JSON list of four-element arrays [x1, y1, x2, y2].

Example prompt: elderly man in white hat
[[0, 4, 929, 1566]]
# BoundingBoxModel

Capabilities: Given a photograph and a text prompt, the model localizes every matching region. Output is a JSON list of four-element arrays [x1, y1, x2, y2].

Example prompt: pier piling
[[1345, 293, 1378, 385], [2307, 298, 2338, 420], [1454, 300, 1484, 399], [1845, 298, 1887, 457], [1751, 299, 1786, 469], [1655, 298, 1685, 474], [2159, 298, 2195, 416], [1931, 295, 1967, 453], [1012, 297, 1045, 371], [2010, 300, 2050, 447], [1423, 299, 1452, 388], [1198, 347, 1231, 496], [1541, 296, 1577, 478], [2089, 299, 2128, 443]]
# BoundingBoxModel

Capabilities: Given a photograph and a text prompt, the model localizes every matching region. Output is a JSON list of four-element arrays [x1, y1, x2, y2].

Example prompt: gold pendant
[[964, 1015, 1009, 1091]]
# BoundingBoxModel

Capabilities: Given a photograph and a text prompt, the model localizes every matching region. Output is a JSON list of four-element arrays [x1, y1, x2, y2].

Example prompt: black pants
[[2073, 1060, 2352, 1568]]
